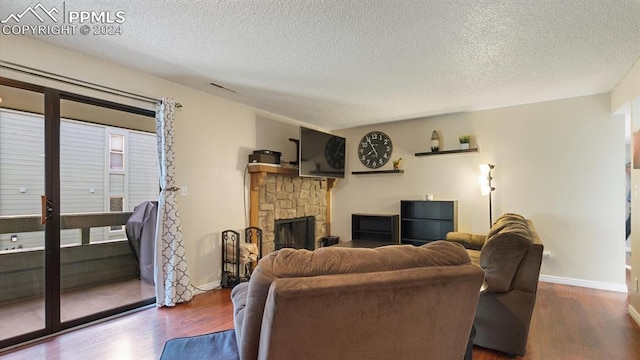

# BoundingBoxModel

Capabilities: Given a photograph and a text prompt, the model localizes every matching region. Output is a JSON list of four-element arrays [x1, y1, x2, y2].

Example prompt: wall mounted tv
[[299, 126, 346, 178]]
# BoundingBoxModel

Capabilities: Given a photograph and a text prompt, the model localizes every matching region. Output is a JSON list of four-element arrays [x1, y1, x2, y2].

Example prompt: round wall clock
[[357, 131, 393, 169], [324, 136, 345, 169]]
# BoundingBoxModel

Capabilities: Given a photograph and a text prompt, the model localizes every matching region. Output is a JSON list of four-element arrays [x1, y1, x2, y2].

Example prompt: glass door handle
[[41, 195, 53, 224]]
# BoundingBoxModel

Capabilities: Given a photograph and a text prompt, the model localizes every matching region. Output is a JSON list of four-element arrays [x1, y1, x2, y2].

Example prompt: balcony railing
[[0, 212, 133, 245], [0, 212, 138, 304]]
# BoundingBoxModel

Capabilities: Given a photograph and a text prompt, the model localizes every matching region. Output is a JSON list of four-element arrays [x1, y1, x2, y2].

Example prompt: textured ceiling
[[1, 0, 639, 130]]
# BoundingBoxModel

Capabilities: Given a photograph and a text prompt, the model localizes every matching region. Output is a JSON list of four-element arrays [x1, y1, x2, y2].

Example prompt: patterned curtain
[[154, 98, 193, 307]]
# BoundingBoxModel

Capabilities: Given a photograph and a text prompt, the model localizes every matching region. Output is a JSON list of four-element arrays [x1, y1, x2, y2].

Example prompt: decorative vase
[[430, 131, 440, 152], [460, 143, 470, 150]]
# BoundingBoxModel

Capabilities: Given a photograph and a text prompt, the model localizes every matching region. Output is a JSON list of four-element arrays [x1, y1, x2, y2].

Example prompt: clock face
[[358, 131, 393, 169], [324, 136, 345, 169]]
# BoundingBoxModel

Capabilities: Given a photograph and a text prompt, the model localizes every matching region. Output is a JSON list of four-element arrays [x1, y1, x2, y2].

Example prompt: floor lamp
[[479, 164, 496, 227]]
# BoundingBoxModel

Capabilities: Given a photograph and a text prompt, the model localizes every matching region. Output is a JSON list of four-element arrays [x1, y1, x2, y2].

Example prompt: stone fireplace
[[248, 164, 336, 255], [274, 216, 315, 250]]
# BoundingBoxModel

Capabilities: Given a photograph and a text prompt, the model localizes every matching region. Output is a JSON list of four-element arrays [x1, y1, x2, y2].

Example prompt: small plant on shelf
[[458, 135, 471, 149]]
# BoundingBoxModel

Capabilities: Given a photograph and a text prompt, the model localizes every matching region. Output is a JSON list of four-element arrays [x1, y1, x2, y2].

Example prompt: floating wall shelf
[[414, 148, 479, 156], [352, 169, 404, 175]]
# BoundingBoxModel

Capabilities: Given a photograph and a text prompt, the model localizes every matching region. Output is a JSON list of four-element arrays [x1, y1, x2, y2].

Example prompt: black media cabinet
[[331, 213, 399, 248], [400, 200, 457, 246]]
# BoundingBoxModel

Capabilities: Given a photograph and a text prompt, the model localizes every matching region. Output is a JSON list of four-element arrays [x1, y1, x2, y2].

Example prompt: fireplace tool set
[[221, 227, 262, 288]]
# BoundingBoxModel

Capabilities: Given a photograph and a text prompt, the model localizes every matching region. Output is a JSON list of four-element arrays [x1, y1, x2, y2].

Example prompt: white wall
[[333, 93, 627, 290], [0, 34, 303, 289], [612, 58, 640, 112]]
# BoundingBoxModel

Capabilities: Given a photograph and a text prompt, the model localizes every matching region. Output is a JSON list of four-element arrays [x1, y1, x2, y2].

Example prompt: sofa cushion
[[446, 232, 486, 251], [485, 213, 526, 240], [236, 241, 471, 360], [480, 215, 533, 292], [466, 249, 481, 266], [261, 240, 471, 278]]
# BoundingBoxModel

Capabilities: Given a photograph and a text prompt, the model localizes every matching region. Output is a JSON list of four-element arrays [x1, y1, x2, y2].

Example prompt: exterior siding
[[0, 110, 158, 250], [0, 111, 45, 216], [128, 131, 159, 210], [0, 110, 45, 250], [61, 119, 106, 244]]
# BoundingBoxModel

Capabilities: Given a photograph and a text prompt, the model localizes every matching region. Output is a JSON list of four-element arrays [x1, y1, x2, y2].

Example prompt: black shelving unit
[[352, 213, 399, 243], [414, 148, 478, 156], [352, 169, 404, 175], [400, 200, 457, 246]]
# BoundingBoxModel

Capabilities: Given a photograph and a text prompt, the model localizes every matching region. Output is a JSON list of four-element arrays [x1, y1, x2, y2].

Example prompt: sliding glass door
[[58, 98, 157, 324], [0, 84, 47, 342], [0, 78, 157, 349]]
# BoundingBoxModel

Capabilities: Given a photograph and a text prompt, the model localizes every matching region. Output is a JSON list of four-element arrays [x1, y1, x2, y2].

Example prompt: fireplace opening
[[274, 216, 315, 250]]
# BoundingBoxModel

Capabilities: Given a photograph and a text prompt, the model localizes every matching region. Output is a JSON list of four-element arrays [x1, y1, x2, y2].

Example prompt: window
[[109, 196, 124, 231], [109, 134, 125, 170]]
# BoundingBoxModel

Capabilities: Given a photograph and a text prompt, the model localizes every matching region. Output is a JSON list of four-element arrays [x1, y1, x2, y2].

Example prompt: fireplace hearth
[[275, 216, 315, 250]]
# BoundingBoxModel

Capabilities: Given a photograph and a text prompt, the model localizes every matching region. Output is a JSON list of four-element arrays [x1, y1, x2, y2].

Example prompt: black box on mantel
[[249, 150, 282, 165]]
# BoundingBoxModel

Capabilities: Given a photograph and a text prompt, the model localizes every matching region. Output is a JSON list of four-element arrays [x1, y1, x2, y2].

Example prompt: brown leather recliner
[[446, 213, 544, 357], [231, 241, 484, 360]]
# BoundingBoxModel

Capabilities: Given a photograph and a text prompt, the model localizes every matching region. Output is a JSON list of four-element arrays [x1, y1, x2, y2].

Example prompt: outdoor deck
[[0, 278, 155, 341]]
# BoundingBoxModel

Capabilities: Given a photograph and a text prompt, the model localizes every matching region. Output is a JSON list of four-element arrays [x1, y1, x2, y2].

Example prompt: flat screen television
[[299, 126, 346, 178]]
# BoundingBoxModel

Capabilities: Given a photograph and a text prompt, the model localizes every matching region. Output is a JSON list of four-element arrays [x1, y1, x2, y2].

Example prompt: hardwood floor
[[1, 282, 639, 359]]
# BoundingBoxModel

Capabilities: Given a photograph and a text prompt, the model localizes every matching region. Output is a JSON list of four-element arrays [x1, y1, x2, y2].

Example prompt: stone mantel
[[248, 164, 336, 253]]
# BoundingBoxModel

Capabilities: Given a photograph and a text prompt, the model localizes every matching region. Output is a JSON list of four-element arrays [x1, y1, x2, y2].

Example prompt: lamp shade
[[479, 163, 496, 227], [478, 175, 491, 195], [479, 164, 495, 195]]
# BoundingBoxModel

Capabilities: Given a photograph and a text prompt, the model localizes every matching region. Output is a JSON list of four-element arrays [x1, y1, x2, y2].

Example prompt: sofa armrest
[[445, 232, 486, 251], [479, 218, 535, 293], [231, 282, 250, 344]]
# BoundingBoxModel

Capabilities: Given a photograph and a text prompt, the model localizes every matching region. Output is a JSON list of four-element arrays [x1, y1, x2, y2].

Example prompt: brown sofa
[[231, 241, 484, 360], [446, 213, 544, 357]]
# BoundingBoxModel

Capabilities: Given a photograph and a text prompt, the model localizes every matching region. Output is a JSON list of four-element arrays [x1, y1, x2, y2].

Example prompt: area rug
[[160, 329, 239, 360]]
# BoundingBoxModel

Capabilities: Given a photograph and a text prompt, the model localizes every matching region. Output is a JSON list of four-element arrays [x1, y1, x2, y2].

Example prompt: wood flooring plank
[[2, 283, 640, 360]]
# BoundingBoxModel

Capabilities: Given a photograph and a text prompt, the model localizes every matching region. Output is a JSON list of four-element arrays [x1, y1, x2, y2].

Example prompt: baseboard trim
[[539, 275, 628, 293], [629, 305, 640, 328], [190, 281, 221, 295]]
